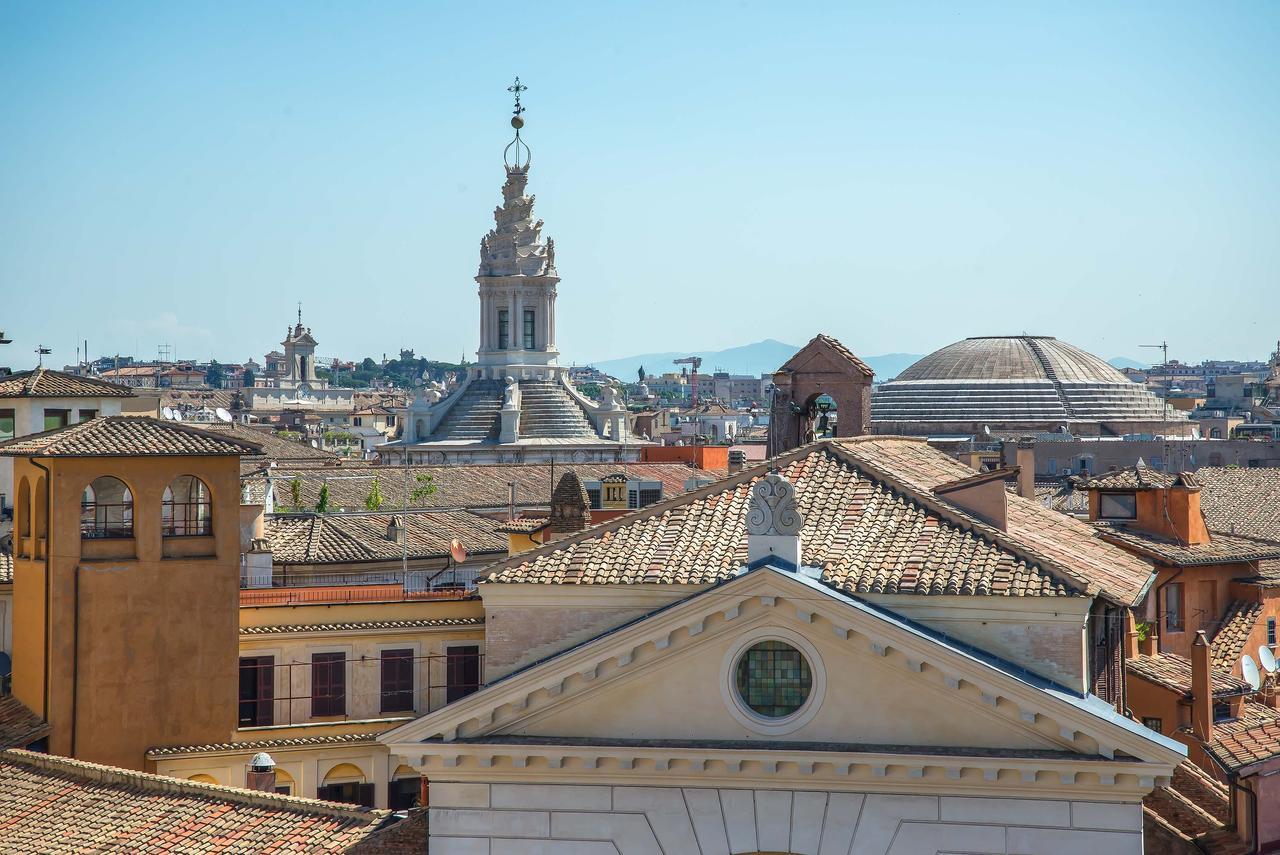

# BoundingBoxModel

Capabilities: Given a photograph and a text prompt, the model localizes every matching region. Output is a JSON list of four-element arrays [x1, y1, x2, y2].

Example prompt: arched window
[[81, 477, 133, 539], [162, 475, 212, 536]]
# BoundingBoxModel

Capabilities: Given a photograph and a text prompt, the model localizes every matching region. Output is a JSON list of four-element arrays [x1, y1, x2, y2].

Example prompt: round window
[[734, 640, 812, 718]]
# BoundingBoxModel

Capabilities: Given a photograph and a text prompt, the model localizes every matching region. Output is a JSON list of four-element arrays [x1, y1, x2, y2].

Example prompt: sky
[[1, 2, 1278, 373]]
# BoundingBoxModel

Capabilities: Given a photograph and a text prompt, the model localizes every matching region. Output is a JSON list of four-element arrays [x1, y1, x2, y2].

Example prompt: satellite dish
[[1242, 654, 1262, 691], [310, 439, 319, 448], [162, 406, 174, 420], [215, 407, 233, 422], [1260, 646, 1278, 674], [171, 410, 182, 422], [450, 539, 468, 564]]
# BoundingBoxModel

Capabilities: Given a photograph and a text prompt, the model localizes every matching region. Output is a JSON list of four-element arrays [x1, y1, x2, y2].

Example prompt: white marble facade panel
[[428, 784, 1144, 855]]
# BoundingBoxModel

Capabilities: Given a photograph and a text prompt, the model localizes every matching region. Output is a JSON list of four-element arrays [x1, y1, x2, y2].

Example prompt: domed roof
[[872, 335, 1180, 432], [895, 337, 1131, 385]]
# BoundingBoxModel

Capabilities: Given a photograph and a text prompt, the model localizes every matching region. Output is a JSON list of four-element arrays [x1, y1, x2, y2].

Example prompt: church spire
[[503, 76, 531, 173]]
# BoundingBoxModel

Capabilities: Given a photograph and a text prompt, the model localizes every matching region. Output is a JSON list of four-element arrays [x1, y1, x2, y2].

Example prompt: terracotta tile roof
[[1195, 466, 1280, 542], [204, 422, 338, 465], [1126, 653, 1252, 698], [1034, 478, 1089, 515], [1078, 464, 1184, 490], [1207, 718, 1280, 771], [828, 437, 1157, 604], [1210, 700, 1280, 739], [146, 731, 381, 759], [261, 462, 718, 513], [0, 416, 262, 457], [486, 438, 1159, 600], [1096, 526, 1280, 567], [0, 368, 133, 398], [1211, 601, 1265, 671], [241, 616, 484, 635], [0, 697, 50, 749], [1237, 559, 1280, 588], [0, 748, 390, 851], [494, 517, 549, 534], [779, 334, 874, 377], [264, 511, 507, 565]]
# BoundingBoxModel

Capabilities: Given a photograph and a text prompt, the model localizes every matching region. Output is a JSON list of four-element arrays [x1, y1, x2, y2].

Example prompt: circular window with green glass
[[734, 640, 813, 718]]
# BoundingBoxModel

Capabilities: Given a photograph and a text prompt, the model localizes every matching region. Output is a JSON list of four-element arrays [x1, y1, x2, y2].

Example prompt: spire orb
[[511, 115, 524, 130]]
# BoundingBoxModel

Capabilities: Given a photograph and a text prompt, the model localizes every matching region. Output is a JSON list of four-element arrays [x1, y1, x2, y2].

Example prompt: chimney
[[1016, 438, 1036, 500], [1138, 629, 1158, 656], [728, 449, 747, 474], [549, 472, 591, 535], [386, 515, 404, 543], [1191, 630, 1214, 743], [933, 469, 1011, 532], [746, 473, 804, 568], [245, 752, 277, 793]]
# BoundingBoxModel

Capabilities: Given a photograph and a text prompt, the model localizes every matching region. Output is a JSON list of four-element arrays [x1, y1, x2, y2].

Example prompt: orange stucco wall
[[1153, 564, 1260, 661], [10, 453, 241, 770], [640, 445, 729, 471]]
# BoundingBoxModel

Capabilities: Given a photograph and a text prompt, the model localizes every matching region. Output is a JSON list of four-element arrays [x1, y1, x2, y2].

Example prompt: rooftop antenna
[[35, 345, 51, 367], [1242, 653, 1262, 692], [1140, 341, 1170, 423]]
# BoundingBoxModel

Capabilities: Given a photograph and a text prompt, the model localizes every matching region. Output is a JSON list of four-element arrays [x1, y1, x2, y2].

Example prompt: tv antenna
[[35, 345, 51, 367]]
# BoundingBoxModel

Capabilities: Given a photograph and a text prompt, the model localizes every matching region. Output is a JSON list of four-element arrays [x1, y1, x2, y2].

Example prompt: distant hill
[[1107, 357, 1148, 370], [584, 340, 924, 383]]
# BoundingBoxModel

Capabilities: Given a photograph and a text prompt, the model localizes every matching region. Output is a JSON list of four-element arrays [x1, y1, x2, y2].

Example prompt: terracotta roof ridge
[[484, 442, 823, 582], [826, 442, 1097, 599], [0, 748, 387, 821], [241, 616, 485, 635], [933, 466, 1020, 494]]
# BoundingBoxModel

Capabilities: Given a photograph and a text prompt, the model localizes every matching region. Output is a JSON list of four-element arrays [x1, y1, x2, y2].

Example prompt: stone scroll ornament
[[745, 473, 804, 536]]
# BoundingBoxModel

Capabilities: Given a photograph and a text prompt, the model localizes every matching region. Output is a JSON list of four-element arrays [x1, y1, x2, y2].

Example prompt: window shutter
[[357, 783, 376, 807]]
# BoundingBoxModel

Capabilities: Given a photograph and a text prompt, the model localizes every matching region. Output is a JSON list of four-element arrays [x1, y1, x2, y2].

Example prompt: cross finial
[[297, 301, 302, 326], [507, 76, 527, 117]]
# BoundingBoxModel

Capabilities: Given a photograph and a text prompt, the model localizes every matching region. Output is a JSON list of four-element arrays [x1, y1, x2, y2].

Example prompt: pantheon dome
[[871, 336, 1184, 436]]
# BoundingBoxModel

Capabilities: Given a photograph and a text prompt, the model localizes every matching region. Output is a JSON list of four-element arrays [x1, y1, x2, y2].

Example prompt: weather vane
[[504, 76, 531, 172]]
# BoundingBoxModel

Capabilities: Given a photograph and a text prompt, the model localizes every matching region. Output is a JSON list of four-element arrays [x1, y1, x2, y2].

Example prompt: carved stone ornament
[[745, 473, 804, 536]]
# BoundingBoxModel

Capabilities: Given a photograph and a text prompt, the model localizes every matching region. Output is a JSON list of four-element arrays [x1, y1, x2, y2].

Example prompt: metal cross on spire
[[297, 301, 302, 326], [507, 76, 527, 117], [504, 76, 531, 171]]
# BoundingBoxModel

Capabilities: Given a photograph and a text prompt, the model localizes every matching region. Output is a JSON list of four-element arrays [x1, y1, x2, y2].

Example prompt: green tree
[[580, 382, 601, 400], [316, 483, 331, 513], [288, 477, 303, 511], [242, 368, 256, 387], [410, 473, 436, 504], [361, 357, 377, 372], [365, 477, 384, 511], [205, 360, 224, 387]]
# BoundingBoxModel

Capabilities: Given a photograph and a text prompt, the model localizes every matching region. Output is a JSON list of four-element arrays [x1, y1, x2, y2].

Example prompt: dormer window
[[1099, 492, 1137, 520]]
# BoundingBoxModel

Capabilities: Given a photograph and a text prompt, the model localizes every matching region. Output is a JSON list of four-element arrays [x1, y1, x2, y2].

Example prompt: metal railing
[[239, 567, 483, 605]]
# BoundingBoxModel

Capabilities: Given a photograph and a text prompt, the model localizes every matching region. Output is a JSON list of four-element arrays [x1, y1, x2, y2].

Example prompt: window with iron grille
[[81, 476, 133, 539], [586, 487, 602, 509], [380, 649, 414, 713], [1142, 717, 1162, 733], [638, 488, 662, 507], [162, 475, 212, 536], [311, 652, 346, 717], [1269, 617, 1277, 646], [734, 640, 812, 718]]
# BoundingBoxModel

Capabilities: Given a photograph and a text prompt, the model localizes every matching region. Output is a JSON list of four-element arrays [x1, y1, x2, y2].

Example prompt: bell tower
[[474, 77, 560, 379]]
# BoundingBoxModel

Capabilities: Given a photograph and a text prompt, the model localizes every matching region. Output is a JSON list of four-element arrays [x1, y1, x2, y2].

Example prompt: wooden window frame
[[380, 648, 415, 714], [311, 652, 346, 717]]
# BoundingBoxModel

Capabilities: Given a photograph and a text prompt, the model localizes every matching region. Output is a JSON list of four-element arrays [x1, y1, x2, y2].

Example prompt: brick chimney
[[1016, 438, 1036, 500], [1191, 630, 1214, 743], [245, 752, 277, 793], [548, 472, 591, 535], [1138, 629, 1158, 656]]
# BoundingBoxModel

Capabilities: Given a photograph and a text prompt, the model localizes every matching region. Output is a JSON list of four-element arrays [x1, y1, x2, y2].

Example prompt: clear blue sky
[[2, 2, 1277, 372]]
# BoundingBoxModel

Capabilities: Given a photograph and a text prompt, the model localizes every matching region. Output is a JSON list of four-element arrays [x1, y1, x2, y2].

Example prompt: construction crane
[[674, 356, 703, 445]]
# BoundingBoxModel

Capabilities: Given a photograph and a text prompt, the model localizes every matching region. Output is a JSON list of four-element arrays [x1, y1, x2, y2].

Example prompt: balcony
[[239, 567, 482, 606]]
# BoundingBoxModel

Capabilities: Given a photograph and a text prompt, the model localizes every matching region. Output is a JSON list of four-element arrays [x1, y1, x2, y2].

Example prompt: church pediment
[[382, 567, 1182, 779]]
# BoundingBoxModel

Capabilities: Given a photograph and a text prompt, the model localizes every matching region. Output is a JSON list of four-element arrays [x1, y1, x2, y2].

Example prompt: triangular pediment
[[778, 334, 874, 378], [382, 567, 1181, 769]]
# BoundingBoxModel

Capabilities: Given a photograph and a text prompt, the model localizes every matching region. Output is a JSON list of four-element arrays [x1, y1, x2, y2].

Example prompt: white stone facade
[[429, 783, 1143, 854]]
